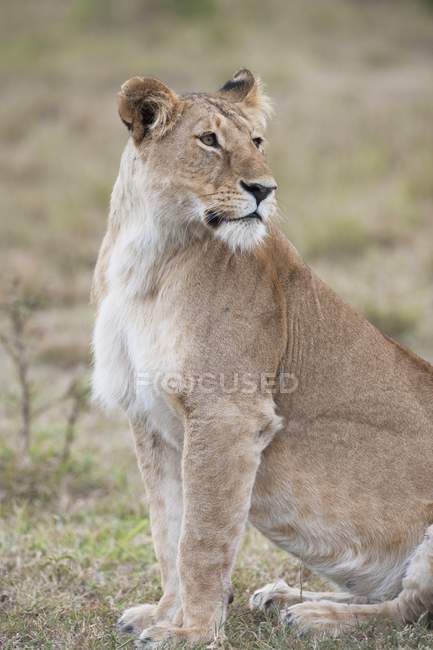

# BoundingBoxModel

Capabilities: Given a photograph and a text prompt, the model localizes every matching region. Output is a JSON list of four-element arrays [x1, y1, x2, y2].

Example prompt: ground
[[1, 1, 433, 648]]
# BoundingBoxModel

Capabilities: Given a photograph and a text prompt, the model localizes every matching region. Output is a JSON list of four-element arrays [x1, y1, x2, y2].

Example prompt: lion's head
[[117, 69, 277, 252]]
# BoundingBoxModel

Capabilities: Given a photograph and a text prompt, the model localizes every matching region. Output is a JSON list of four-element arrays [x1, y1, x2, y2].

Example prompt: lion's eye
[[199, 132, 219, 148], [253, 137, 263, 149]]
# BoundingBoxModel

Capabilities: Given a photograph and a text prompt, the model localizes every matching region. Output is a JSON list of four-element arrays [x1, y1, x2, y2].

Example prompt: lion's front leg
[[138, 399, 280, 646], [118, 422, 183, 637]]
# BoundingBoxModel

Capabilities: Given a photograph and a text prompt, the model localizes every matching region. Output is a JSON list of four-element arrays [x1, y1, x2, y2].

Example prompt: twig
[[0, 286, 34, 456], [299, 560, 304, 602], [61, 378, 90, 463], [0, 280, 89, 463]]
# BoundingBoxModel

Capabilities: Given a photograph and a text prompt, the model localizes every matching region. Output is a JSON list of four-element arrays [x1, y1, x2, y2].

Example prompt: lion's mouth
[[206, 210, 262, 229]]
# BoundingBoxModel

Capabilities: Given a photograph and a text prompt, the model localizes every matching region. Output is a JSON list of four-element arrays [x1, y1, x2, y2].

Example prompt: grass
[[1, 0, 433, 647], [2, 440, 433, 649]]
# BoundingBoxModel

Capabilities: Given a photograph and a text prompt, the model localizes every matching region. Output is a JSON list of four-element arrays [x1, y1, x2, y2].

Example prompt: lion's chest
[[92, 288, 185, 448]]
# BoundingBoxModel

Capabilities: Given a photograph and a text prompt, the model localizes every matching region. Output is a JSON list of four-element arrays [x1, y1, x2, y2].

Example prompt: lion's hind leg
[[280, 525, 433, 637], [393, 523, 433, 624], [250, 578, 358, 612]]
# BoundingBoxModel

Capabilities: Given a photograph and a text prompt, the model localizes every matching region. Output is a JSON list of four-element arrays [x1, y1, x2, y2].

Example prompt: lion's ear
[[117, 77, 180, 143], [218, 68, 273, 129]]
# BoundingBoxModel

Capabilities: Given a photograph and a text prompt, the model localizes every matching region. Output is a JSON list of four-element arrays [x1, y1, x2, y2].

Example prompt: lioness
[[92, 69, 433, 646]]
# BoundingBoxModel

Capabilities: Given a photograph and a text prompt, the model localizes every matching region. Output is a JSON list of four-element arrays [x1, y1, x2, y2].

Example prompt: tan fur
[[92, 70, 433, 645]]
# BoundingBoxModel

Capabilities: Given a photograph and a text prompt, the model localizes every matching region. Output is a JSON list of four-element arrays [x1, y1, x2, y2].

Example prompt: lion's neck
[[105, 141, 206, 299]]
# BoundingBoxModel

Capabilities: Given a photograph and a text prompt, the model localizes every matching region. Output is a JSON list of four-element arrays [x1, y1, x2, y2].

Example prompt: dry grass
[[1, 0, 433, 647], [2, 437, 432, 649]]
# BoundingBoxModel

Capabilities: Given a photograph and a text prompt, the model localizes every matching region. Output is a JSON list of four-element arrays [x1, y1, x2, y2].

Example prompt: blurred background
[[1, 1, 432, 648]]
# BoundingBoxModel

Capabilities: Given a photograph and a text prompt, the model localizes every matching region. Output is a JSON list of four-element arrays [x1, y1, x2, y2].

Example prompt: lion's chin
[[214, 218, 268, 253]]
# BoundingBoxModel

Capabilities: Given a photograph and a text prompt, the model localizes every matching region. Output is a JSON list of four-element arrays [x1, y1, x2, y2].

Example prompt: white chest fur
[[92, 282, 185, 448]]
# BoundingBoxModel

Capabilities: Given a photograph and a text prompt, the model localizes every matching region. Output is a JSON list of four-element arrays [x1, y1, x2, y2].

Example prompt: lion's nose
[[240, 180, 277, 205]]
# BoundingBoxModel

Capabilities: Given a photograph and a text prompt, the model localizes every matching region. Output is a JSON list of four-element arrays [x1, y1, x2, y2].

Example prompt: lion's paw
[[136, 623, 173, 648], [136, 623, 214, 647], [250, 579, 301, 611], [118, 603, 157, 636], [282, 600, 350, 637]]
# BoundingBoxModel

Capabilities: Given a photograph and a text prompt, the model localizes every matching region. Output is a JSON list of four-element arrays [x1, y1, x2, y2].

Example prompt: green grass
[[2, 465, 433, 650], [1, 434, 433, 648], [1, 451, 432, 649]]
